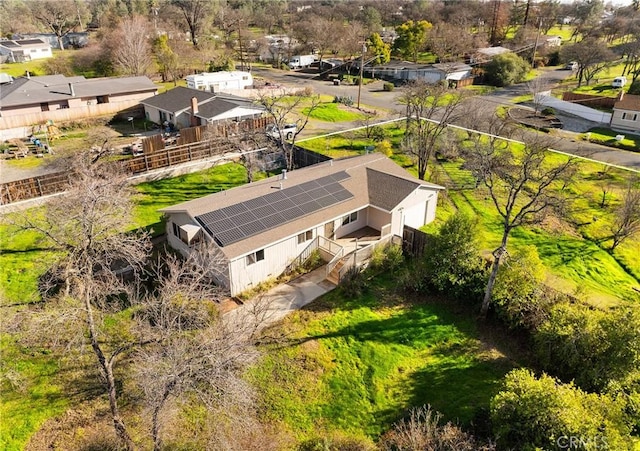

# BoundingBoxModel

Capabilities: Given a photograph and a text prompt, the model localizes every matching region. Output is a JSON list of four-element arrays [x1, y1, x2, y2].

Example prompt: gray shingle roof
[[367, 168, 420, 211], [140, 86, 216, 112], [0, 75, 157, 108], [161, 154, 443, 259]]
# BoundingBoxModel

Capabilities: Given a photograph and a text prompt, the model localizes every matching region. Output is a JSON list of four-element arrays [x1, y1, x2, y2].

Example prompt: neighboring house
[[361, 60, 473, 86], [469, 46, 512, 64], [543, 35, 562, 47], [186, 71, 253, 93], [140, 86, 264, 129], [610, 92, 640, 134], [0, 74, 157, 135], [11, 32, 89, 49], [161, 154, 444, 296], [0, 39, 52, 63]]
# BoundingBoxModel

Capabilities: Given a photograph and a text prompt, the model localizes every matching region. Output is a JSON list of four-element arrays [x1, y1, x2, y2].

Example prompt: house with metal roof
[[140, 86, 264, 129], [161, 154, 444, 296], [0, 38, 52, 63], [610, 92, 640, 135], [0, 74, 157, 136]]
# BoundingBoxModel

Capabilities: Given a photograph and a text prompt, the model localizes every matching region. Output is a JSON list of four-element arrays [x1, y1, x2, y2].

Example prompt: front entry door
[[324, 221, 335, 240]]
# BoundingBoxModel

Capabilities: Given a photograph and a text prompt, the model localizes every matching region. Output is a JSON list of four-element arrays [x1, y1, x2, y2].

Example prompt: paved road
[[254, 66, 640, 171]]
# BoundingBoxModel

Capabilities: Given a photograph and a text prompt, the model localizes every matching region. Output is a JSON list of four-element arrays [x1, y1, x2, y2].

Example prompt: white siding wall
[[335, 208, 368, 239], [393, 188, 439, 231], [610, 109, 640, 134], [228, 230, 314, 295], [367, 206, 391, 231]]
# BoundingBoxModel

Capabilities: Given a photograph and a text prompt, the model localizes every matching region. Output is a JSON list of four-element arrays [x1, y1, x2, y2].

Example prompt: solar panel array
[[195, 171, 353, 247]]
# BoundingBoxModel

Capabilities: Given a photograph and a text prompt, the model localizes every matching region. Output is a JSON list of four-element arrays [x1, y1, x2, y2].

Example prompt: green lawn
[[302, 103, 369, 122], [251, 273, 514, 440], [298, 131, 640, 306], [0, 162, 253, 450], [584, 128, 640, 152]]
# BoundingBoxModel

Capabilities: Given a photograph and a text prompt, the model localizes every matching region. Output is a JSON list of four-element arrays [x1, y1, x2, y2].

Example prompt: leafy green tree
[[424, 213, 487, 301], [484, 52, 530, 87], [366, 32, 391, 65], [491, 369, 633, 451], [492, 245, 549, 329], [393, 19, 432, 63], [153, 34, 178, 83], [534, 303, 640, 391]]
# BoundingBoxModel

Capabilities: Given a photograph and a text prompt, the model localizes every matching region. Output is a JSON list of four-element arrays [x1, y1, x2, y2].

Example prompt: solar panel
[[232, 210, 257, 224], [260, 213, 285, 228], [332, 189, 353, 202], [253, 203, 277, 217], [239, 220, 265, 236], [194, 172, 354, 247], [221, 203, 248, 217]]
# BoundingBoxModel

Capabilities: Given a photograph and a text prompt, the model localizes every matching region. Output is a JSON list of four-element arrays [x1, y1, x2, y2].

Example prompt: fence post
[[188, 145, 192, 161], [143, 154, 149, 173], [36, 177, 43, 196]]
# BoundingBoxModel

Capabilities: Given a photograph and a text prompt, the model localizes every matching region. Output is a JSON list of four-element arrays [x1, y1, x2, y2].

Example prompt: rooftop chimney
[[190, 96, 199, 126], [26, 71, 30, 79], [68, 83, 75, 97]]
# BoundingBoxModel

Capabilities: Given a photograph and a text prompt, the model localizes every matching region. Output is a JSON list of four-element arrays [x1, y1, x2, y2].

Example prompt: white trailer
[[185, 71, 253, 92], [287, 54, 316, 69]]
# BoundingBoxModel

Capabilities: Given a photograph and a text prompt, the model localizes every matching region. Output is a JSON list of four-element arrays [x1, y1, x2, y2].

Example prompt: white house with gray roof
[[0, 38, 52, 62], [140, 86, 264, 129], [161, 154, 444, 296]]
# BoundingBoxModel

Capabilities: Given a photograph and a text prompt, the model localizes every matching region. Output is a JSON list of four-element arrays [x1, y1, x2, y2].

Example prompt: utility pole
[[357, 41, 366, 110], [531, 17, 542, 67]]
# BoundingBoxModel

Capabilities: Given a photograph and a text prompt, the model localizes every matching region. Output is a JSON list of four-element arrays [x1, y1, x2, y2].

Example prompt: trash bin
[[333, 79, 340, 86]]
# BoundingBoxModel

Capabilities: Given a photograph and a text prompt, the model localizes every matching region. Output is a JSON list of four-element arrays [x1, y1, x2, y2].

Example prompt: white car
[[266, 123, 297, 140]]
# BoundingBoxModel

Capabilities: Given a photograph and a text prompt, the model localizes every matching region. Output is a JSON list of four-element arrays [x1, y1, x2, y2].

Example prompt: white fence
[[536, 92, 611, 124]]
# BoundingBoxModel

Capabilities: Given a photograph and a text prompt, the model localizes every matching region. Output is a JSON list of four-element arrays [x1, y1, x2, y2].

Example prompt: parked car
[[612, 76, 627, 88], [266, 123, 297, 140], [564, 61, 578, 70]]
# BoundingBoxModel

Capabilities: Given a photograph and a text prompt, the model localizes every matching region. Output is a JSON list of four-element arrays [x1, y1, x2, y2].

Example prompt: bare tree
[[111, 15, 153, 76], [11, 154, 151, 449], [560, 37, 616, 87], [609, 183, 640, 251], [463, 134, 576, 317], [255, 89, 321, 171], [29, 0, 88, 50], [527, 77, 551, 116], [170, 0, 213, 47], [399, 81, 468, 180]]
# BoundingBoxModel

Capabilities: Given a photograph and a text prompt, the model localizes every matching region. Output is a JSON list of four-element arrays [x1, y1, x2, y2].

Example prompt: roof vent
[[282, 169, 287, 180], [279, 182, 283, 190]]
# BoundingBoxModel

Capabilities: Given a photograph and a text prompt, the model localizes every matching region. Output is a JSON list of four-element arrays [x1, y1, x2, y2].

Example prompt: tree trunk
[[480, 230, 509, 318], [85, 295, 134, 450], [57, 34, 65, 51], [152, 386, 173, 451]]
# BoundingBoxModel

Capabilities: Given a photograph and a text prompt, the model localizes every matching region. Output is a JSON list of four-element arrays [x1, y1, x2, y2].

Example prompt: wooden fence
[[1, 118, 273, 205], [561, 92, 618, 109]]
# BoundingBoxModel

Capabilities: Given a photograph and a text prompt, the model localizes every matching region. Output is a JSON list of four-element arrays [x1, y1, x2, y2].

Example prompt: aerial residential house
[[140, 86, 264, 129], [161, 154, 444, 296], [610, 92, 640, 135], [0, 74, 157, 137], [361, 61, 473, 87], [0, 39, 52, 62], [11, 32, 89, 49], [469, 46, 512, 64]]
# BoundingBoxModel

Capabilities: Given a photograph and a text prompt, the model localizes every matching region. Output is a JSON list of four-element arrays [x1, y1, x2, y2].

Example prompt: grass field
[[251, 272, 514, 440], [0, 162, 252, 449], [303, 103, 369, 122], [584, 128, 640, 152]]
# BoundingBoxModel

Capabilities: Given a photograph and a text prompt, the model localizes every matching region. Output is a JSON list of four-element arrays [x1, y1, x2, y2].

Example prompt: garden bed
[[508, 107, 562, 131]]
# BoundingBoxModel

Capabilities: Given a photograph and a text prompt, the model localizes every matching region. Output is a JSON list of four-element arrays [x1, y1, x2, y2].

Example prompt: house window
[[297, 230, 313, 244], [246, 249, 265, 265], [40, 103, 49, 112], [341, 211, 358, 226], [96, 95, 108, 104], [622, 112, 638, 121]]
